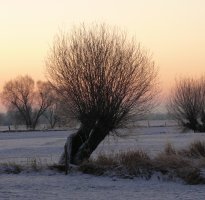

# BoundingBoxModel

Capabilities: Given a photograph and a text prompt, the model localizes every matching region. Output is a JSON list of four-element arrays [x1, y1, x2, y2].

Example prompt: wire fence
[[0, 120, 178, 132]]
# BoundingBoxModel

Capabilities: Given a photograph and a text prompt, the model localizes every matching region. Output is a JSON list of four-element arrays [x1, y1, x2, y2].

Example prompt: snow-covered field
[[0, 122, 205, 200]]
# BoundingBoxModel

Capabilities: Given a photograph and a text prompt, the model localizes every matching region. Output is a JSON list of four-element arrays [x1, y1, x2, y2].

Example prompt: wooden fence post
[[65, 144, 68, 175]]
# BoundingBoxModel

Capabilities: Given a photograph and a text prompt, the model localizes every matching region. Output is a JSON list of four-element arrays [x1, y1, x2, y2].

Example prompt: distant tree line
[[1, 75, 203, 133]]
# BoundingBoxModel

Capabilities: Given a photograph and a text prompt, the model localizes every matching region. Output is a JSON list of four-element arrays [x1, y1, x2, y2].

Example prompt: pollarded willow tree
[[168, 77, 205, 132], [46, 24, 158, 165]]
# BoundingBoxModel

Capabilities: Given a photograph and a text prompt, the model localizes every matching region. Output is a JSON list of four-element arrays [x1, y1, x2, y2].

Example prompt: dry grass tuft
[[188, 141, 205, 158], [117, 150, 152, 178], [176, 167, 204, 185], [79, 162, 107, 176], [118, 150, 150, 166], [164, 143, 177, 155], [0, 162, 23, 174], [94, 154, 118, 167], [0, 158, 49, 174], [154, 154, 190, 170], [80, 154, 118, 175], [153, 153, 204, 184]]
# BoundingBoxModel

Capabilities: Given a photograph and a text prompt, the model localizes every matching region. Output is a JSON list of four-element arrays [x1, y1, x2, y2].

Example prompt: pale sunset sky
[[0, 0, 205, 111]]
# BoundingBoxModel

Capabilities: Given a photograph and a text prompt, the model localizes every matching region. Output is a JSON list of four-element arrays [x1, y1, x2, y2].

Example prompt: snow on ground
[[0, 172, 205, 200], [0, 122, 205, 199], [0, 130, 69, 163]]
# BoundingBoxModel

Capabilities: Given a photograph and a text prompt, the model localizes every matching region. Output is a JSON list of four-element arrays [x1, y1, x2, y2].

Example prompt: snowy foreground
[[1, 172, 205, 200], [0, 122, 205, 199]]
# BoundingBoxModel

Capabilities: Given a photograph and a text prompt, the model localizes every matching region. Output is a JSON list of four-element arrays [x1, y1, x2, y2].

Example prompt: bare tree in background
[[168, 77, 205, 132], [46, 24, 158, 165], [1, 75, 54, 129], [43, 94, 61, 129]]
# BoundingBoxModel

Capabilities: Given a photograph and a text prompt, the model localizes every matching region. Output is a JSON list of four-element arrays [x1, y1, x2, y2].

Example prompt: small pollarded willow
[[46, 24, 158, 164], [168, 77, 205, 132]]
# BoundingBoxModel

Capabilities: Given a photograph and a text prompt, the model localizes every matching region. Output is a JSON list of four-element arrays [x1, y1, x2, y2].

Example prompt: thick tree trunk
[[59, 121, 110, 165], [59, 123, 93, 165], [73, 125, 109, 164]]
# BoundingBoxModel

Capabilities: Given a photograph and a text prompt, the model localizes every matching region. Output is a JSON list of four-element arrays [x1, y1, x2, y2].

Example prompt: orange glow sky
[[0, 0, 205, 110]]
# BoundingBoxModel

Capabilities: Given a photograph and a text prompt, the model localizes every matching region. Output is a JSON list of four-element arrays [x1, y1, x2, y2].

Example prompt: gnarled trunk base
[[59, 123, 109, 166]]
